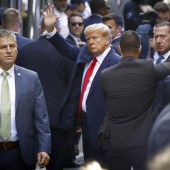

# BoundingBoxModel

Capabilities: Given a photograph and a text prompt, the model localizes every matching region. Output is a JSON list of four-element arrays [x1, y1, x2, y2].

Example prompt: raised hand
[[41, 3, 59, 32]]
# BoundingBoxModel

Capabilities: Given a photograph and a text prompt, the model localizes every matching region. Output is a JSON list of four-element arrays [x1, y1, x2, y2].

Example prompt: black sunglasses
[[70, 22, 84, 27]]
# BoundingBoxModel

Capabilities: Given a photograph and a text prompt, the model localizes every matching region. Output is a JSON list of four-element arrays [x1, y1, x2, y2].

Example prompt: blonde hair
[[84, 23, 111, 42]]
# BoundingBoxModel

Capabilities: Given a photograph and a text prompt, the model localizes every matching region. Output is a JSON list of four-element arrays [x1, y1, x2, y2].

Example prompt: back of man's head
[[154, 2, 170, 13], [119, 30, 141, 53], [3, 8, 21, 32], [103, 13, 124, 27]]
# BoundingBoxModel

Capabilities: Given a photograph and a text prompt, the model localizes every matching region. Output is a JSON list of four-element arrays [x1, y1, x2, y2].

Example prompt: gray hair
[[0, 29, 16, 41]]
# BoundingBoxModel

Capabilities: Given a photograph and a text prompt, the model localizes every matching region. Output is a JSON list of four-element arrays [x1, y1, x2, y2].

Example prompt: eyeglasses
[[70, 22, 84, 27]]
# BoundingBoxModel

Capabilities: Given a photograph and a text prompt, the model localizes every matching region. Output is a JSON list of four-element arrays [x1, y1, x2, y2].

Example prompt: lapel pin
[[17, 73, 21, 76]]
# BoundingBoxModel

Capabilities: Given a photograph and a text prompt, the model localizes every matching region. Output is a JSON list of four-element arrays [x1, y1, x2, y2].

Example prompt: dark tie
[[79, 57, 97, 113], [0, 71, 11, 141], [156, 55, 164, 64]]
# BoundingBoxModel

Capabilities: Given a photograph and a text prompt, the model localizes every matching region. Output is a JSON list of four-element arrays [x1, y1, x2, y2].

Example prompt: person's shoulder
[[137, 58, 154, 64], [101, 64, 116, 75], [109, 48, 121, 61], [15, 65, 38, 76]]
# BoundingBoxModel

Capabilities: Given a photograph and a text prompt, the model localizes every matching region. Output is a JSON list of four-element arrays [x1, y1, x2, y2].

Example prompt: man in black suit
[[66, 13, 85, 47], [2, 8, 33, 49], [98, 23, 170, 170], [16, 28, 75, 169]]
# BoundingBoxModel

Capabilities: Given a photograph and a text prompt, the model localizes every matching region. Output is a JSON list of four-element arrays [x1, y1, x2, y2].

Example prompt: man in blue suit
[[15, 23, 78, 169], [42, 4, 121, 167], [0, 29, 51, 170]]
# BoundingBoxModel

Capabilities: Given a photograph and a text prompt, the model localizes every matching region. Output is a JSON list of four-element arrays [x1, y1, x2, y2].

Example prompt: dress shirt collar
[[69, 33, 81, 42], [95, 47, 111, 64], [0, 65, 14, 77], [112, 33, 121, 42], [162, 50, 170, 61]]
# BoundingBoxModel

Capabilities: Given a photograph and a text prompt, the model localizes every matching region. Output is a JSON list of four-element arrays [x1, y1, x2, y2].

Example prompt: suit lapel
[[14, 65, 21, 112], [87, 51, 112, 100]]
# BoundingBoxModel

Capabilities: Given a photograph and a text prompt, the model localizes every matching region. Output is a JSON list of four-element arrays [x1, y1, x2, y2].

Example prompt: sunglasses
[[70, 22, 84, 27]]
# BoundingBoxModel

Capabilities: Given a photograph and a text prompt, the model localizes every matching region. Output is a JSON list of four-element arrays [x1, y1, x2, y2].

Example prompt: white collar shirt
[[82, 47, 111, 112]]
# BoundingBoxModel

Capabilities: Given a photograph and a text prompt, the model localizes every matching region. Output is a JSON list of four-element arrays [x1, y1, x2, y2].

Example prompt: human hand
[[41, 3, 59, 33], [37, 152, 50, 168]]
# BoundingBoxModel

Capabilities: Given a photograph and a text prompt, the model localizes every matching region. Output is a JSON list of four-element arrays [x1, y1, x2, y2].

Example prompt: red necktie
[[79, 57, 97, 113]]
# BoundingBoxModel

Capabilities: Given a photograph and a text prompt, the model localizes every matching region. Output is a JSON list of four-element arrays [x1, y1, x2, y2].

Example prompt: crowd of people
[[0, 0, 170, 170]]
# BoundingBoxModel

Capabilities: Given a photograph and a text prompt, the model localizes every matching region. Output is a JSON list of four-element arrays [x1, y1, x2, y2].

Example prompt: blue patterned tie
[[156, 55, 164, 64]]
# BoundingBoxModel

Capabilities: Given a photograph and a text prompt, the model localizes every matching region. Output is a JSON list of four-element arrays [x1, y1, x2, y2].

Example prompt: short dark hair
[[154, 2, 170, 13], [90, 0, 110, 13], [68, 13, 83, 24], [103, 13, 124, 27], [71, 0, 85, 4], [120, 30, 141, 52]]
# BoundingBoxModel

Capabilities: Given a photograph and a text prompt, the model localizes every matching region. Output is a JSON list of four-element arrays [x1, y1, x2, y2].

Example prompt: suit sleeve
[[48, 32, 80, 62], [34, 74, 51, 154], [154, 60, 170, 80]]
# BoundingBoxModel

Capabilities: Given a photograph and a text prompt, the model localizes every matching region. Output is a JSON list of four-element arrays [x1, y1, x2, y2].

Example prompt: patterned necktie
[[0, 71, 11, 141], [156, 55, 164, 64], [79, 57, 97, 113]]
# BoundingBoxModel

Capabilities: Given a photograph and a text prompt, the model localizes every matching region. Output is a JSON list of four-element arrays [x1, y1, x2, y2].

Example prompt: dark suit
[[65, 34, 77, 46], [84, 14, 103, 28], [15, 33, 33, 49], [0, 65, 51, 169], [48, 31, 121, 164], [16, 36, 74, 170], [123, 1, 142, 31], [148, 102, 170, 159], [111, 36, 121, 55], [98, 56, 170, 170], [155, 76, 170, 113]]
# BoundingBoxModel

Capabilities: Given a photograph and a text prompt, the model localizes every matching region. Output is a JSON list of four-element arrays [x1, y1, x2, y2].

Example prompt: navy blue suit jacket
[[48, 32, 121, 145], [84, 14, 103, 28], [14, 65, 51, 165], [15, 33, 33, 49], [65, 34, 77, 46], [16, 36, 74, 129]]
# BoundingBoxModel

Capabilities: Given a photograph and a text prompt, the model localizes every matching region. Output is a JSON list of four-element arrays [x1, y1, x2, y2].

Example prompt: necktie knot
[[2, 71, 8, 77], [91, 57, 97, 65], [156, 55, 164, 64]]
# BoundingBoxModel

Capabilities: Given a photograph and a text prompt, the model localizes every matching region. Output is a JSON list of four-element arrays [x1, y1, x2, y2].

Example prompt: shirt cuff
[[46, 28, 57, 39]]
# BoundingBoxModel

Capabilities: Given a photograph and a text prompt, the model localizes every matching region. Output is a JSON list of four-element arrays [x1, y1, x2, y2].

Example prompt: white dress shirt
[[81, 47, 111, 112], [0, 66, 18, 142]]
